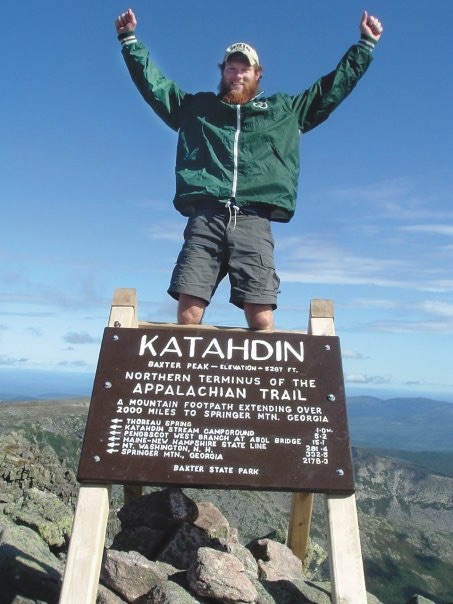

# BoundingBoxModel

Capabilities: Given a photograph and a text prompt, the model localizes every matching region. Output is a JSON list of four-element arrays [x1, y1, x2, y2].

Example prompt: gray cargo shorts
[[168, 205, 280, 309]]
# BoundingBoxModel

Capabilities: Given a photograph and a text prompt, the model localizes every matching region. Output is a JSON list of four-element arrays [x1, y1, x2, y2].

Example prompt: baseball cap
[[223, 42, 260, 66]]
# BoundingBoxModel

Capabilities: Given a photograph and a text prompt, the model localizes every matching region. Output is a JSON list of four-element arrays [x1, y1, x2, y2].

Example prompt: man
[[115, 9, 383, 329]]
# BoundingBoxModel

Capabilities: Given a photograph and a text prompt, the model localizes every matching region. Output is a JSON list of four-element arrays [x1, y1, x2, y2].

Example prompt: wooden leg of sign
[[325, 493, 367, 604], [288, 300, 335, 563], [108, 289, 144, 504], [287, 492, 314, 566], [287, 300, 366, 601], [60, 289, 143, 602], [108, 287, 138, 329], [59, 485, 111, 604]]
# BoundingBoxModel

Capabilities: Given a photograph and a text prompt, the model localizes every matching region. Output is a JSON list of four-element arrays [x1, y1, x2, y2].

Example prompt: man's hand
[[115, 8, 137, 34], [360, 11, 383, 42]]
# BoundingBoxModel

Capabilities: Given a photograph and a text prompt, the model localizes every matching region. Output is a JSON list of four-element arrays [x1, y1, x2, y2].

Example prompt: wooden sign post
[[59, 289, 367, 603]]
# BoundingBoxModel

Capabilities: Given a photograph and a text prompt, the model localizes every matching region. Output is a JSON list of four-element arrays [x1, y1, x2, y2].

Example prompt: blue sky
[[1, 1, 452, 401]]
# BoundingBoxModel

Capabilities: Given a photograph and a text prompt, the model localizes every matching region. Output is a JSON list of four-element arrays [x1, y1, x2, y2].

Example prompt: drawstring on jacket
[[225, 200, 240, 230]]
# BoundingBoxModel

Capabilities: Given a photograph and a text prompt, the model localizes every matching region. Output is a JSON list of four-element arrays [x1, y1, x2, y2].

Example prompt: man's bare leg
[[177, 293, 206, 325], [244, 303, 274, 330]]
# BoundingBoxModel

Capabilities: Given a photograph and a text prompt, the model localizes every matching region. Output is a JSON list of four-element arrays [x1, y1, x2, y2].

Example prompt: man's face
[[219, 59, 261, 104]]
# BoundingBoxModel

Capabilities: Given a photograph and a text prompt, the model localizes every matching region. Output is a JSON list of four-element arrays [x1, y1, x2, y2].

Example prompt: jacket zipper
[[231, 104, 241, 200]]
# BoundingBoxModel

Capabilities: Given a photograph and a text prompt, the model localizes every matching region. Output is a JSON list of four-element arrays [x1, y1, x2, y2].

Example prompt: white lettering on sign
[[131, 383, 247, 399], [138, 335, 304, 363], [209, 466, 234, 474]]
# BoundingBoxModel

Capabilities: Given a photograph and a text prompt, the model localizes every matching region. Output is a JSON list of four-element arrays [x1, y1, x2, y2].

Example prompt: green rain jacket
[[121, 38, 373, 222]]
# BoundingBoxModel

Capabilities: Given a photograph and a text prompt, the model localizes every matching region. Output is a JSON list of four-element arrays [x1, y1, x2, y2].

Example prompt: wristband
[[117, 31, 137, 46], [358, 33, 376, 51]]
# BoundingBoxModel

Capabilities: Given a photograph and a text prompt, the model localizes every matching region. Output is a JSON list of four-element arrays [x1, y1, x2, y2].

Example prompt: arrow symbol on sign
[[107, 448, 119, 454]]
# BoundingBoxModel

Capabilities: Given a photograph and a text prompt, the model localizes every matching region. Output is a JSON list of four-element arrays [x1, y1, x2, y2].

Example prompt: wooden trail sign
[[78, 325, 354, 492]]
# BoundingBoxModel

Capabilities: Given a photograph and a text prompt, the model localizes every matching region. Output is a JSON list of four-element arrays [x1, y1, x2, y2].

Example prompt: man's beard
[[219, 78, 260, 105]]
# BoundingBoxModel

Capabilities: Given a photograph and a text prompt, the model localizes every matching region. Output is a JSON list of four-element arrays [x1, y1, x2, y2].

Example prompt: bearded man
[[115, 9, 383, 329]]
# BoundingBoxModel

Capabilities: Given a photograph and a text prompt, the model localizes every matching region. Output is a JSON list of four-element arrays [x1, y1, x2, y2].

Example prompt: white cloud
[[416, 300, 453, 318], [25, 327, 43, 337], [58, 360, 92, 369], [276, 233, 453, 293], [0, 354, 28, 366], [342, 349, 367, 360], [365, 320, 453, 335], [145, 220, 185, 242], [345, 373, 391, 385], [321, 177, 453, 223], [401, 224, 453, 237], [62, 331, 98, 345]]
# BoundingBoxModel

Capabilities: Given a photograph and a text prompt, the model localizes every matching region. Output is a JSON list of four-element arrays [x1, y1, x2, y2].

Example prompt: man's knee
[[244, 303, 274, 330], [177, 294, 206, 325]]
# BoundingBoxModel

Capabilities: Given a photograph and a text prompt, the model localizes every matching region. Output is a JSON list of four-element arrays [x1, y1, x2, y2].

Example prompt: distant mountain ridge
[[346, 396, 453, 452]]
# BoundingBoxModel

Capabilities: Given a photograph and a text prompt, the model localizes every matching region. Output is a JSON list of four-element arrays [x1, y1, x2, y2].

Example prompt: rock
[[406, 596, 437, 604], [111, 526, 166, 559], [225, 542, 259, 580], [100, 549, 172, 601], [0, 520, 63, 603], [253, 577, 331, 604], [0, 432, 78, 506], [4, 486, 73, 550], [248, 538, 304, 582], [187, 546, 258, 603], [193, 500, 236, 544], [156, 521, 221, 569], [136, 578, 210, 603], [117, 488, 198, 532], [302, 539, 328, 580], [97, 582, 128, 603]]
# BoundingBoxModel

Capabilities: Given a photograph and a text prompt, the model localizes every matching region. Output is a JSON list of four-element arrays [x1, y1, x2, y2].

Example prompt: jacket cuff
[[357, 33, 377, 52], [117, 31, 137, 46]]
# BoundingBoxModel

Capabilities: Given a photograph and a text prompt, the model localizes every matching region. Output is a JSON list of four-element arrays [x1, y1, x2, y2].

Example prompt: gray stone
[[253, 577, 331, 604], [156, 521, 221, 569], [136, 578, 210, 603], [0, 522, 63, 603], [4, 487, 73, 549], [0, 433, 78, 506], [225, 542, 259, 580], [249, 538, 304, 582], [194, 500, 236, 544], [97, 582, 128, 603], [188, 546, 258, 604], [111, 526, 166, 559], [100, 549, 169, 602], [117, 488, 198, 532]]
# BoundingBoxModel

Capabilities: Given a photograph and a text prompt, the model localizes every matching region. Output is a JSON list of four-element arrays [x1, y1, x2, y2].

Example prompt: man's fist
[[115, 8, 137, 34], [360, 11, 384, 41]]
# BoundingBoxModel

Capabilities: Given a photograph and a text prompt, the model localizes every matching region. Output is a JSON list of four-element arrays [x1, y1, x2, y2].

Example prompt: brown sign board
[[77, 325, 355, 493]]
